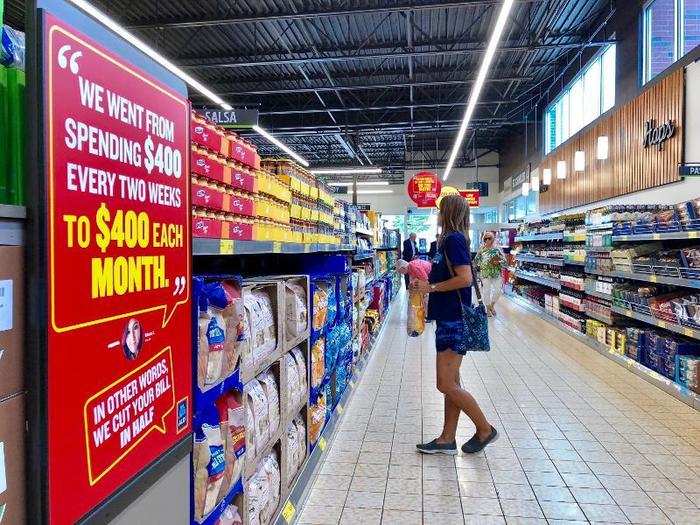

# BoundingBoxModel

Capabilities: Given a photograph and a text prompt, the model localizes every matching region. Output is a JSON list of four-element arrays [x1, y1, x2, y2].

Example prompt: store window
[[544, 45, 616, 154], [643, 0, 700, 83]]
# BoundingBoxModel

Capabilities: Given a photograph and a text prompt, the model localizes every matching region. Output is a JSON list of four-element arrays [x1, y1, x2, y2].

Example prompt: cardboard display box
[[0, 393, 26, 525], [0, 246, 23, 400]]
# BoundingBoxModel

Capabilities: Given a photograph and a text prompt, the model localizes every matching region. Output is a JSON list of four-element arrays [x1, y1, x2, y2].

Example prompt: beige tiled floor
[[297, 296, 700, 525]]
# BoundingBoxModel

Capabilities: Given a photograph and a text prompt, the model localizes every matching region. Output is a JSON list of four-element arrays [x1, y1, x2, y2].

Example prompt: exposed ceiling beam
[[180, 40, 614, 70], [258, 99, 516, 116], [190, 74, 535, 98], [128, 0, 542, 30]]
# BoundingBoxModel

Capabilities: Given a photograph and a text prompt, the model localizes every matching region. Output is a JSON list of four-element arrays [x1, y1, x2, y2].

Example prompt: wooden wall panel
[[538, 69, 684, 214]]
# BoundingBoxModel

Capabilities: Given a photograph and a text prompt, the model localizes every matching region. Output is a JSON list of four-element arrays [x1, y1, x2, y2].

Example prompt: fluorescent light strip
[[252, 125, 309, 167], [328, 181, 390, 187], [442, 0, 515, 181], [311, 167, 383, 175], [67, 0, 232, 110]]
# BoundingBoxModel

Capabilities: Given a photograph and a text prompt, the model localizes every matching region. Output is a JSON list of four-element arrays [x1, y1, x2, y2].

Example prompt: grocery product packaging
[[215, 393, 246, 499], [0, 246, 23, 399], [406, 290, 426, 337], [0, 393, 25, 525]]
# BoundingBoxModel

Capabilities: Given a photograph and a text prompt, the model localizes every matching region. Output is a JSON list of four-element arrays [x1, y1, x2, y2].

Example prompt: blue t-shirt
[[427, 232, 472, 321]]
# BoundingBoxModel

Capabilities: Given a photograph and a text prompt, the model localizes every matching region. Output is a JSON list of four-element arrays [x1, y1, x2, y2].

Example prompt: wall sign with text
[[38, 12, 192, 524]]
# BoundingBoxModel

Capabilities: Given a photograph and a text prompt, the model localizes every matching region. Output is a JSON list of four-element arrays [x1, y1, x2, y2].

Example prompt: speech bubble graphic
[[83, 347, 176, 486], [47, 25, 190, 333]]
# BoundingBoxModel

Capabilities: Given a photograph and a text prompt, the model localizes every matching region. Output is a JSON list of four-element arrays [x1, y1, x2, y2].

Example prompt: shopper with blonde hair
[[411, 194, 497, 454], [474, 231, 507, 316]]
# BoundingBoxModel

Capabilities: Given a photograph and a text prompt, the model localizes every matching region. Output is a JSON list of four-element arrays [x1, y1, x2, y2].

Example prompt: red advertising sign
[[44, 14, 191, 523], [459, 189, 481, 207], [407, 171, 442, 207]]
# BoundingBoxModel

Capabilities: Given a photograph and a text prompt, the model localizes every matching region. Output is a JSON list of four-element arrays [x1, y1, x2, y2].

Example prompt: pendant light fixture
[[557, 160, 567, 179], [542, 168, 552, 186], [574, 150, 585, 172], [531, 173, 540, 192], [597, 136, 609, 160], [521, 182, 530, 196]]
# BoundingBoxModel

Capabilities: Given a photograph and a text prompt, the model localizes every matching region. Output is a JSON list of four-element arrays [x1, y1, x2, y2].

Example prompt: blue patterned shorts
[[435, 319, 469, 355]]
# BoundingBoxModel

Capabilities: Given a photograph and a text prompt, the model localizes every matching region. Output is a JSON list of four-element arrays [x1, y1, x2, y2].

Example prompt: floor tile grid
[[490, 299, 699, 524], [298, 292, 699, 525], [486, 314, 651, 523]]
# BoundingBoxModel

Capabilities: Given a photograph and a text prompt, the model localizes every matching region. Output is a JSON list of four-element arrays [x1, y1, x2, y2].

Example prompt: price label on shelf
[[304, 244, 311, 253], [689, 231, 699, 239], [653, 233, 661, 240], [282, 501, 296, 523], [318, 437, 327, 451], [273, 241, 282, 253], [626, 310, 633, 317], [657, 320, 667, 329], [220, 239, 234, 254], [649, 275, 658, 283], [337, 404, 344, 414], [684, 327, 695, 337]]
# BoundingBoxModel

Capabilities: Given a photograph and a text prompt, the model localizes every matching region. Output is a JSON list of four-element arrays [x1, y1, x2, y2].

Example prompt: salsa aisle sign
[[407, 171, 442, 207], [43, 13, 191, 523]]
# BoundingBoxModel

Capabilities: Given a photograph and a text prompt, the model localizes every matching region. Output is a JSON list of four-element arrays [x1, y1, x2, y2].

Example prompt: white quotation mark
[[173, 276, 186, 296], [58, 45, 82, 74]]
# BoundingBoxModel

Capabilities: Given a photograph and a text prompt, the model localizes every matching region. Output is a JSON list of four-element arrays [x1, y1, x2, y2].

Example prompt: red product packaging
[[193, 217, 223, 239], [191, 121, 226, 154], [229, 194, 255, 217], [229, 168, 256, 194], [226, 221, 254, 241], [192, 151, 226, 184], [192, 183, 227, 212]]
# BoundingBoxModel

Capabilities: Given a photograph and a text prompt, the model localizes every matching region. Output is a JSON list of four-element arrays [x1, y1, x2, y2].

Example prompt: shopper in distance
[[411, 195, 498, 455], [474, 231, 508, 317], [401, 231, 418, 288]]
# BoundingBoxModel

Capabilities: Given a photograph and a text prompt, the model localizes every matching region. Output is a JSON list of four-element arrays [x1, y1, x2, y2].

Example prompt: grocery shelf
[[613, 231, 700, 242], [515, 232, 563, 242], [515, 254, 564, 267], [0, 206, 24, 246], [586, 309, 616, 325], [511, 295, 700, 410], [355, 227, 374, 237], [353, 250, 375, 261], [563, 233, 587, 243], [193, 238, 355, 256], [586, 289, 613, 301], [611, 305, 700, 341], [589, 269, 700, 290], [0, 204, 26, 219], [585, 223, 614, 231], [514, 271, 562, 290], [563, 259, 586, 266], [273, 300, 395, 525], [585, 246, 613, 252], [376, 245, 399, 251]]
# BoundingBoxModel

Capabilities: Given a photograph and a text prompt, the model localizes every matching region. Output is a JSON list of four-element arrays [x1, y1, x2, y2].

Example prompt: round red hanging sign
[[407, 171, 442, 208]]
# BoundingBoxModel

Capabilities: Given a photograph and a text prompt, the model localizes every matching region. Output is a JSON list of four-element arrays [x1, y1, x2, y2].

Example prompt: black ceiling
[[7, 0, 616, 182]]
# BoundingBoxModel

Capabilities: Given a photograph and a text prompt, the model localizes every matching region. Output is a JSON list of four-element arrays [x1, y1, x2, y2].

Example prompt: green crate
[[0, 66, 8, 203], [6, 67, 24, 205]]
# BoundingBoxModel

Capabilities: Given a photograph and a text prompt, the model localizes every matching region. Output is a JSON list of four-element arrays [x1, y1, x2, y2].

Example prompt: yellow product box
[[310, 185, 319, 200], [290, 202, 302, 219], [299, 180, 310, 197], [301, 207, 311, 221], [293, 230, 303, 243], [311, 209, 319, 221], [277, 184, 292, 203]]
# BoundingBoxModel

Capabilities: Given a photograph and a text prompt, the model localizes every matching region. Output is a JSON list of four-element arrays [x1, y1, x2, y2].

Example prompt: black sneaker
[[416, 439, 458, 455], [461, 426, 498, 454]]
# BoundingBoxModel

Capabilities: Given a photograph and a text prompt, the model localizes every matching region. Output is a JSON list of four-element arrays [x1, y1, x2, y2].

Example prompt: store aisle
[[296, 296, 700, 525]]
